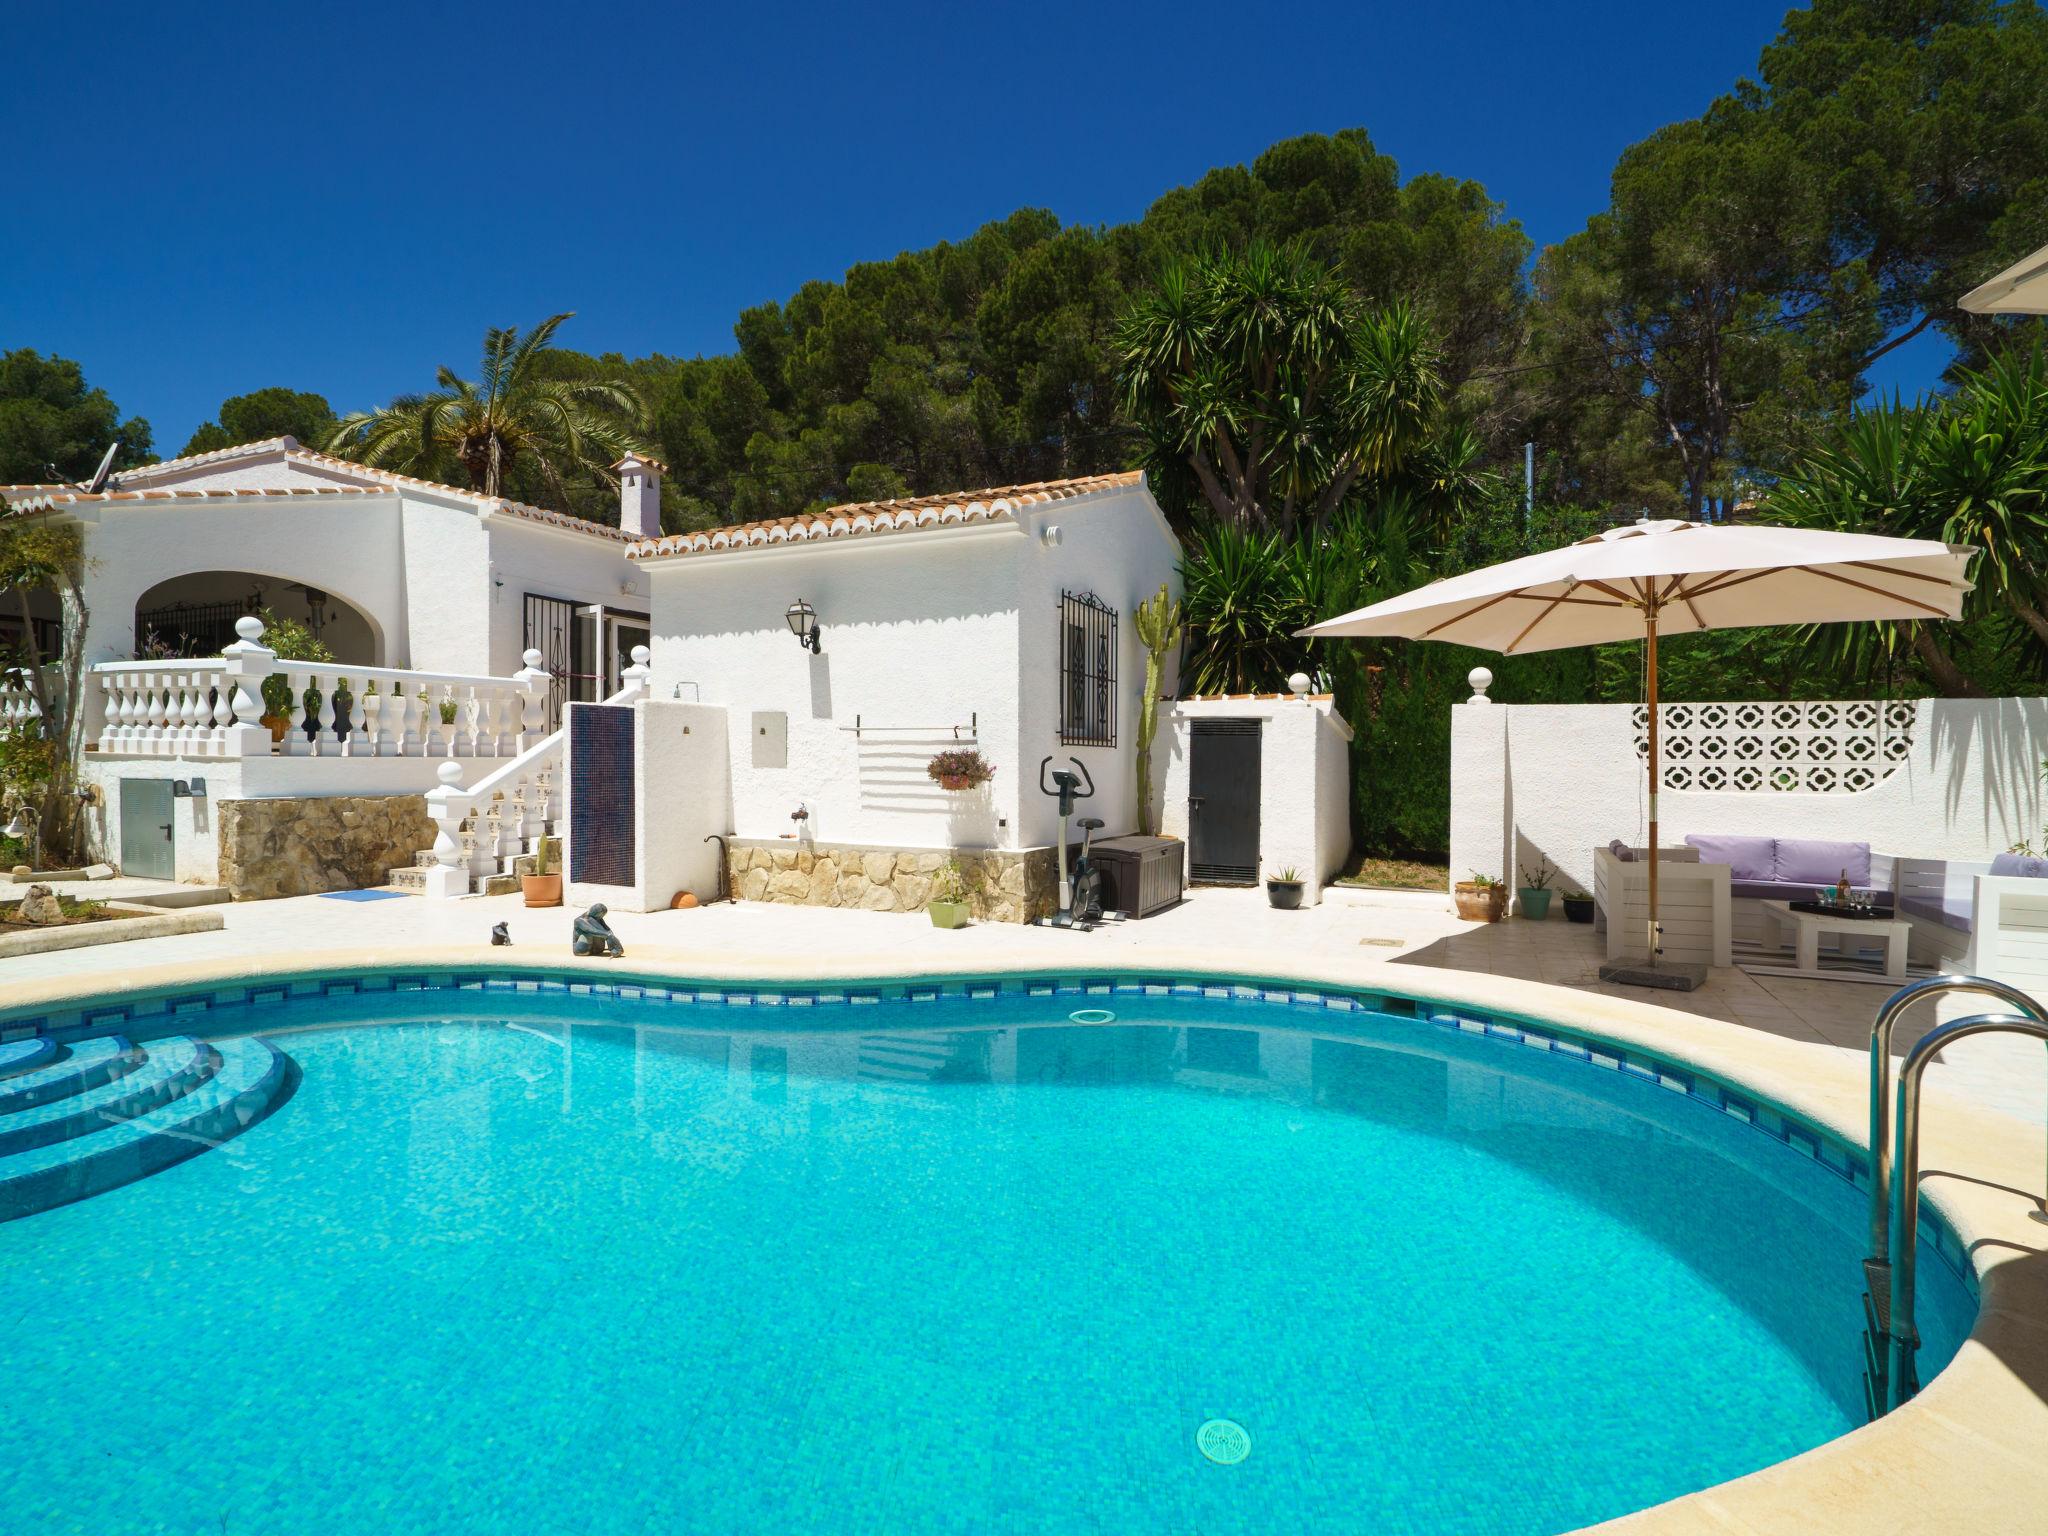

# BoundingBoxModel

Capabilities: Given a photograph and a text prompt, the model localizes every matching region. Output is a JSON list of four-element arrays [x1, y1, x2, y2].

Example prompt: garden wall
[[1450, 690, 2047, 904], [725, 839, 1057, 924], [217, 794, 433, 900]]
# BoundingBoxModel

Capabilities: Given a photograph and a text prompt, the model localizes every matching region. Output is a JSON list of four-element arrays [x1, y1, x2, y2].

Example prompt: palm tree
[[1116, 243, 1471, 539], [1766, 346, 2048, 696], [327, 314, 650, 510]]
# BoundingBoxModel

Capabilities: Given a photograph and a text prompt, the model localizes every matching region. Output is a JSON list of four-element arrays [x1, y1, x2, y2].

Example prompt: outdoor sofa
[[1892, 853, 2048, 992]]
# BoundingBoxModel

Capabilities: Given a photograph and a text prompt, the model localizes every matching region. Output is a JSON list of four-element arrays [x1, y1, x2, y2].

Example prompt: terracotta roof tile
[[626, 471, 1145, 562], [3, 435, 638, 543], [4, 485, 387, 517]]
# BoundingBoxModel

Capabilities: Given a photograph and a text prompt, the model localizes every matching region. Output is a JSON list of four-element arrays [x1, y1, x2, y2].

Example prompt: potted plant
[[926, 748, 995, 792], [1517, 859, 1554, 920], [1561, 888, 1594, 923], [927, 859, 972, 929], [523, 834, 562, 908], [1453, 872, 1506, 922], [1266, 866, 1305, 910], [253, 609, 334, 744]]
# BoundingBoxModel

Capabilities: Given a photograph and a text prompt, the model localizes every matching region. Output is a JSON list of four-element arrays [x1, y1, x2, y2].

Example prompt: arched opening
[[132, 572, 383, 664]]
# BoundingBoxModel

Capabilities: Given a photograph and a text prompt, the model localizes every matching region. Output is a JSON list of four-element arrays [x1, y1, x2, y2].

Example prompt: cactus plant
[[1134, 582, 1182, 836]]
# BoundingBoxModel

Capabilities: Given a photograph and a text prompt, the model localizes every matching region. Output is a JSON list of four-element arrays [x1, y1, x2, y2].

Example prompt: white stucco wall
[[481, 514, 647, 676], [1450, 695, 2048, 902], [633, 700, 728, 910], [80, 758, 243, 883], [1160, 695, 1354, 904], [67, 494, 410, 667], [646, 526, 1030, 849], [56, 459, 638, 679], [641, 486, 1180, 855], [1014, 489, 1182, 848]]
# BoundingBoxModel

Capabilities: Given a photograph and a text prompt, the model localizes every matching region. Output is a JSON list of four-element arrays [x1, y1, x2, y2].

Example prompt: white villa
[[4, 446, 1373, 918]]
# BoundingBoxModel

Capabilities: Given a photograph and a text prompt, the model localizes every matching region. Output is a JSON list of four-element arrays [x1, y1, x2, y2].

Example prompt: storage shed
[[1159, 691, 1353, 906]]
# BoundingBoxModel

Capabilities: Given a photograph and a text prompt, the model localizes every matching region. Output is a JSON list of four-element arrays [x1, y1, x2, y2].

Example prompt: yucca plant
[[1766, 346, 2048, 696], [327, 313, 651, 511]]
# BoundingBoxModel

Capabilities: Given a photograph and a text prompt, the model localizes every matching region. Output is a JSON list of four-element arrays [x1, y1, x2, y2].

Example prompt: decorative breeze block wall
[[1633, 700, 1916, 794]]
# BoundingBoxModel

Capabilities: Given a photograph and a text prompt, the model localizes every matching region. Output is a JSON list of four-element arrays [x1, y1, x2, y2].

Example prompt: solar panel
[[569, 704, 636, 887]]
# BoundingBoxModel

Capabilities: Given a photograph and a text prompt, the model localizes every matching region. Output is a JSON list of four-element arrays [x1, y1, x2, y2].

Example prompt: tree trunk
[[1909, 622, 1983, 698]]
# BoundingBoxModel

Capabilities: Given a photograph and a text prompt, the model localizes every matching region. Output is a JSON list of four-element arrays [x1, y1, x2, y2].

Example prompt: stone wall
[[726, 841, 1058, 924], [217, 795, 434, 901]]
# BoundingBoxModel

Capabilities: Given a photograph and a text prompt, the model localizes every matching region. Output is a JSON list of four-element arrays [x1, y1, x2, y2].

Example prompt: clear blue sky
[[2, 0, 1947, 453]]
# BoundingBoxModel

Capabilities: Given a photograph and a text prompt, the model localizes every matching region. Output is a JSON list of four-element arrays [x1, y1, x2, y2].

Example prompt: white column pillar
[[421, 761, 474, 898], [516, 649, 549, 749], [217, 617, 277, 760]]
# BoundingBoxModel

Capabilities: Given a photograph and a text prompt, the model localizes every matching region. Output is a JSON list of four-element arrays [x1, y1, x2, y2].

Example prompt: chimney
[[614, 452, 664, 539]]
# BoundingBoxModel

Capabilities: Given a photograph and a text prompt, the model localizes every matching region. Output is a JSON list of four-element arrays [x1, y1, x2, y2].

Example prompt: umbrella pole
[[1645, 608, 1661, 965]]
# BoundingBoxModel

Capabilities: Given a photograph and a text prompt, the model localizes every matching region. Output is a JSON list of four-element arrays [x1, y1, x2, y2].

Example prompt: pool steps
[[0, 1036, 289, 1222], [0, 1036, 60, 1078], [0, 1038, 217, 1157], [0, 1036, 146, 1114]]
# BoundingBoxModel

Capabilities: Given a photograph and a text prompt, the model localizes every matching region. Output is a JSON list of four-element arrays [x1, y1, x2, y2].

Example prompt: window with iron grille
[[1058, 591, 1117, 746]]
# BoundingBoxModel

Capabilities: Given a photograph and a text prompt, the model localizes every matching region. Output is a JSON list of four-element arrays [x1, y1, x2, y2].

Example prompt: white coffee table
[[1759, 899, 1911, 980]]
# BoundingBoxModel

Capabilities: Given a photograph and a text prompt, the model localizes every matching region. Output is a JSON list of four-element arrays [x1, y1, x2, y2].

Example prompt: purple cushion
[[1731, 879, 1797, 901], [1685, 834, 1774, 882], [1899, 893, 1973, 934], [1989, 852, 2048, 879], [1774, 838, 1871, 888], [1608, 839, 1635, 863]]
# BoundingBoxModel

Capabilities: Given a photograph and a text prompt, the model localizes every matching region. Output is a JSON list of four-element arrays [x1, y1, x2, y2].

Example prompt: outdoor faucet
[[791, 802, 809, 823]]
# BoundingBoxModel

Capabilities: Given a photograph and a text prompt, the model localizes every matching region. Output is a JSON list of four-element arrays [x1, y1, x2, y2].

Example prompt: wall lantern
[[785, 598, 822, 654], [3, 808, 30, 840]]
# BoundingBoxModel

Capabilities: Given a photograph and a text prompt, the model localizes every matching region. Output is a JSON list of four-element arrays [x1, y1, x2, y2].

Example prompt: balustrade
[[89, 617, 552, 762]]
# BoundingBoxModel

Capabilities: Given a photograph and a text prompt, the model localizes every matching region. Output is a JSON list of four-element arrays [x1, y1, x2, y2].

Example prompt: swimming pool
[[0, 969, 1978, 1535]]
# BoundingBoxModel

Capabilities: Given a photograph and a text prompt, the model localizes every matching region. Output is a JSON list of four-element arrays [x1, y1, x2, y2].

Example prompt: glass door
[[606, 614, 651, 694]]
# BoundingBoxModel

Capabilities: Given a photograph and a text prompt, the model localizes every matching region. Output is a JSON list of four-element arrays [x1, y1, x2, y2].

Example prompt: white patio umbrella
[[1960, 241, 2048, 314], [1301, 519, 1975, 986]]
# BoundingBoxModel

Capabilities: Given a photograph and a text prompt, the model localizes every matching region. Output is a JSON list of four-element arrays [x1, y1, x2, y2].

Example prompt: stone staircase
[[398, 648, 649, 898], [0, 1031, 291, 1221], [387, 770, 559, 897]]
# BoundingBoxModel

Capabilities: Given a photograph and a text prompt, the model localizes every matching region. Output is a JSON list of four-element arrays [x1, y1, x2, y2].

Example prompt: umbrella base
[[1598, 958, 1708, 992]]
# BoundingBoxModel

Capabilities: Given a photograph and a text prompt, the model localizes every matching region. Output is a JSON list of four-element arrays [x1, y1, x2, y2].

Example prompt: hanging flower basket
[[927, 749, 995, 792]]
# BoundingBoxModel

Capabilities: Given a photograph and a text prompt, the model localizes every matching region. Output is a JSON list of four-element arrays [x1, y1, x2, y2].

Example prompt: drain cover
[[1068, 1007, 1116, 1024], [1196, 1419, 1251, 1465]]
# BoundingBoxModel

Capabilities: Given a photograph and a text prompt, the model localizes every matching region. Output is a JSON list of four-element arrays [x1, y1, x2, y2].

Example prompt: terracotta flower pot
[[1453, 882, 1506, 923], [522, 874, 563, 908], [938, 774, 984, 792]]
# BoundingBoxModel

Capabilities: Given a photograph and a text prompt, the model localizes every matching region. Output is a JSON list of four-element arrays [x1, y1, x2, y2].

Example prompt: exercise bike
[[1036, 756, 1109, 929]]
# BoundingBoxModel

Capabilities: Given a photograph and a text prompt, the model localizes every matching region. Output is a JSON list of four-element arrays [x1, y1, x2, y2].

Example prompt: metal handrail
[[1867, 975, 2047, 1272], [1886, 1010, 2048, 1411]]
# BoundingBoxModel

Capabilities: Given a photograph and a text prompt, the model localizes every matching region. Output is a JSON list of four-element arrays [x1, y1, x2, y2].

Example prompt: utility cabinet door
[[119, 779, 175, 880], [1187, 720, 1262, 884]]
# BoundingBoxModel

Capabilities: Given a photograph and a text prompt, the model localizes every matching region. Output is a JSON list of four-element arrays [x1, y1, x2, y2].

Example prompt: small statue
[[16, 884, 62, 925], [490, 922, 511, 946], [572, 903, 623, 958]]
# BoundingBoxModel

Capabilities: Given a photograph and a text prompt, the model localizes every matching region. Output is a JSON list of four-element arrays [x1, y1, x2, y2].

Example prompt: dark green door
[[119, 779, 175, 880]]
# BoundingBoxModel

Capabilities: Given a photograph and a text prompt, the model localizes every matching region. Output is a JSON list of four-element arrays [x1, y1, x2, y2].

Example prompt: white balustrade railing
[[90, 616, 553, 761], [419, 645, 650, 896], [0, 673, 41, 737]]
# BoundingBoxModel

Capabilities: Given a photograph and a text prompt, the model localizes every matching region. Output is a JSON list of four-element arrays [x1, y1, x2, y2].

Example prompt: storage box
[[1077, 835, 1185, 919]]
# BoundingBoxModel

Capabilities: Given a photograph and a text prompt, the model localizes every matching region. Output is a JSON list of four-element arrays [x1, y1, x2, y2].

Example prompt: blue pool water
[[1, 980, 1976, 1535]]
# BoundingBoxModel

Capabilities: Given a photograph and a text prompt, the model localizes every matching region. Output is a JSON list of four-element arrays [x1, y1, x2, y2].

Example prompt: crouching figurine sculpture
[[572, 903, 624, 958]]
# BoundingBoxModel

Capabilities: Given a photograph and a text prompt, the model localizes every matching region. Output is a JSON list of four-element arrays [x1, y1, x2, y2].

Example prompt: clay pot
[[671, 891, 699, 910], [1453, 882, 1506, 923], [522, 874, 563, 908], [938, 773, 976, 791]]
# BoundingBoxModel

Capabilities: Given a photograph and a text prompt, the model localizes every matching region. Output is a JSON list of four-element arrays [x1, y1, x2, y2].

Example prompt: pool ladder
[[1860, 974, 2048, 1419]]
